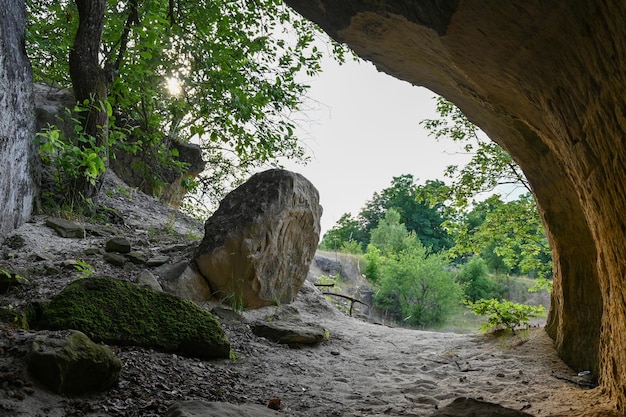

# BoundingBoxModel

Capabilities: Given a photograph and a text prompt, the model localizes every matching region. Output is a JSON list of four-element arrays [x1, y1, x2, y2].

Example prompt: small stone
[[45, 264, 61, 275], [127, 251, 148, 265], [45, 218, 85, 238], [251, 320, 326, 345], [146, 255, 169, 267], [135, 270, 162, 291], [61, 259, 79, 269], [105, 236, 132, 253], [104, 252, 126, 267], [84, 248, 101, 256], [27, 330, 121, 395]]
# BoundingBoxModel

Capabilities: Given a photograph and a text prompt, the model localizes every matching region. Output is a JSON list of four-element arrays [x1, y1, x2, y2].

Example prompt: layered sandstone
[[285, 0, 626, 410]]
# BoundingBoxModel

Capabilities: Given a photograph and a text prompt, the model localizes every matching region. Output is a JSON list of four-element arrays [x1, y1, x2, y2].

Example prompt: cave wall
[[0, 0, 36, 237], [285, 0, 626, 409]]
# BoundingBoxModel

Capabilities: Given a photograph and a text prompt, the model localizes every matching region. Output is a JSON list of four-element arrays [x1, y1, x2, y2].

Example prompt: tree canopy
[[320, 175, 453, 253], [27, 0, 346, 206]]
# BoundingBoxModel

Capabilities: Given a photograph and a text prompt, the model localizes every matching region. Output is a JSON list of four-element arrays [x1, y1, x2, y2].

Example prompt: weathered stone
[[195, 169, 322, 309], [146, 255, 170, 267], [105, 236, 131, 253], [156, 261, 211, 302], [165, 400, 281, 417], [251, 320, 326, 345], [127, 251, 148, 264], [27, 330, 121, 395], [61, 259, 79, 269], [284, 1, 626, 410], [33, 276, 230, 359], [84, 247, 101, 256], [430, 397, 533, 417], [0, 0, 36, 238], [45, 218, 85, 238], [134, 269, 163, 291], [103, 252, 126, 267]]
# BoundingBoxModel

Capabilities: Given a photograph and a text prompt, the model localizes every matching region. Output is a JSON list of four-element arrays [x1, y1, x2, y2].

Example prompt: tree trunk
[[0, 0, 36, 237], [285, 0, 626, 410], [69, 0, 109, 201]]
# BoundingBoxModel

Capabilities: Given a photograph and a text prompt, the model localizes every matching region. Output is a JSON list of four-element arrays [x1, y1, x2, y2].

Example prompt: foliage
[[456, 256, 496, 302], [369, 209, 410, 255], [528, 277, 554, 293], [421, 97, 530, 208], [374, 237, 461, 327], [466, 298, 545, 334], [340, 240, 363, 255], [36, 103, 110, 203], [26, 0, 348, 206], [320, 176, 453, 254], [450, 194, 552, 278], [73, 259, 94, 279], [363, 245, 382, 284], [319, 213, 366, 252], [360, 176, 453, 252]]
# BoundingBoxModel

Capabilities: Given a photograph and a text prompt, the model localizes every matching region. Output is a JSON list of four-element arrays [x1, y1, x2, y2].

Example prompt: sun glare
[[166, 77, 182, 96]]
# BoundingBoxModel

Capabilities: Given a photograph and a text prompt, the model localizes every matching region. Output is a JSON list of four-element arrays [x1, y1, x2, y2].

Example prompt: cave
[[284, 0, 626, 410]]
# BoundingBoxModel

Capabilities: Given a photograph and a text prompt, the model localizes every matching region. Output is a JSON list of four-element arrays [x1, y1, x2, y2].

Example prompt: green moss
[[33, 276, 230, 359]]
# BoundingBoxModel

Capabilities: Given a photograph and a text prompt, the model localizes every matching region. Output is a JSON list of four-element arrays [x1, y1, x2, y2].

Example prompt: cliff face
[[285, 0, 626, 410], [0, 0, 36, 237]]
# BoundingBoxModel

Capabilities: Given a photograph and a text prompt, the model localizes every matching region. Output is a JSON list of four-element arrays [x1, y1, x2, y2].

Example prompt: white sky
[[280, 56, 470, 235]]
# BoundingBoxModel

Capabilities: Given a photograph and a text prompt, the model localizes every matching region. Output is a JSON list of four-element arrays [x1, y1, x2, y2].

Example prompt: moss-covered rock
[[33, 276, 230, 359], [28, 330, 121, 395]]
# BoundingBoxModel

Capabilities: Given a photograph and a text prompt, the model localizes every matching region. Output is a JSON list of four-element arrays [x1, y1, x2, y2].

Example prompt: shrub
[[456, 256, 495, 302], [374, 239, 461, 327], [466, 298, 545, 334]]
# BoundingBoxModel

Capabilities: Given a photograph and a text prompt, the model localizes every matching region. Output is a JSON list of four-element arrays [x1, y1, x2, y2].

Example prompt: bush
[[363, 245, 382, 284], [374, 239, 461, 327], [466, 298, 545, 334], [456, 256, 495, 302]]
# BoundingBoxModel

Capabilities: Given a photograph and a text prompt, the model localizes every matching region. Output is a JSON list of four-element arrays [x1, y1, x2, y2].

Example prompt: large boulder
[[284, 0, 626, 411], [195, 169, 322, 309], [27, 330, 121, 395], [32, 276, 230, 359]]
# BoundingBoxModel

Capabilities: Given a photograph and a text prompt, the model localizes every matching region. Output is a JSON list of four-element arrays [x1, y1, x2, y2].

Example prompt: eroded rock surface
[[195, 169, 322, 309], [284, 0, 626, 410]]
